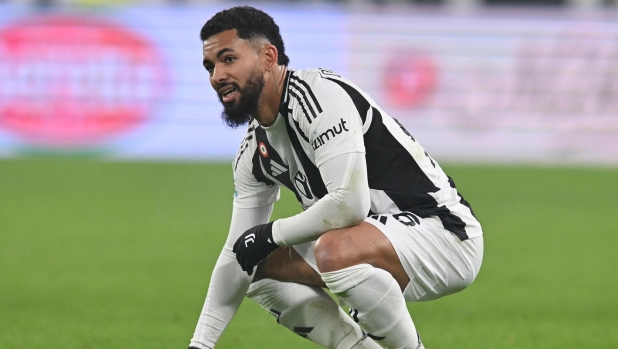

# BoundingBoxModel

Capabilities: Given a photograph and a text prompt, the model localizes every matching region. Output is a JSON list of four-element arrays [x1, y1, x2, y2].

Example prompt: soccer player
[[189, 6, 484, 349]]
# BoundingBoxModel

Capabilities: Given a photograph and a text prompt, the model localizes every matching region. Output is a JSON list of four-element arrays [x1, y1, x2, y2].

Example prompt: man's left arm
[[232, 152, 370, 273], [273, 151, 369, 246]]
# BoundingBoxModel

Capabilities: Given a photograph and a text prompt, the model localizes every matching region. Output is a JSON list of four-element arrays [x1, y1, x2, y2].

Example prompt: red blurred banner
[[0, 15, 169, 147]]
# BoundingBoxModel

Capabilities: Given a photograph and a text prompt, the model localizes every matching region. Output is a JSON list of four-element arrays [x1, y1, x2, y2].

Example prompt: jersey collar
[[278, 69, 292, 118]]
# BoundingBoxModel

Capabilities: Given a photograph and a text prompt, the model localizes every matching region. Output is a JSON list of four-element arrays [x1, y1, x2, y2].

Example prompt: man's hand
[[232, 222, 279, 275]]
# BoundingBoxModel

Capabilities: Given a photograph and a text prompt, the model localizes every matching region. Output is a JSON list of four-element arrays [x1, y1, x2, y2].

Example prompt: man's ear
[[263, 44, 279, 71]]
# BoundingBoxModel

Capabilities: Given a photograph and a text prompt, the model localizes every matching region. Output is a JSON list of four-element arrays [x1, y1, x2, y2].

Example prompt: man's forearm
[[272, 152, 370, 246], [189, 246, 251, 348], [190, 204, 274, 348]]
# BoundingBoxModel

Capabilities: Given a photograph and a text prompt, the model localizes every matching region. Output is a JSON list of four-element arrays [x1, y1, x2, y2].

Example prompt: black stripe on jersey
[[370, 108, 469, 240], [366, 333, 386, 341], [349, 308, 359, 322], [367, 108, 435, 188], [425, 151, 436, 168], [290, 74, 322, 113], [289, 89, 313, 124], [233, 134, 252, 172], [281, 107, 328, 200], [441, 213, 468, 240], [254, 127, 304, 202], [251, 150, 275, 186], [233, 124, 256, 169], [269, 309, 281, 323], [281, 70, 292, 104], [393, 117, 415, 142], [293, 117, 310, 143], [448, 176, 477, 219], [325, 78, 369, 123], [294, 326, 314, 338], [289, 81, 319, 121], [324, 77, 470, 240]]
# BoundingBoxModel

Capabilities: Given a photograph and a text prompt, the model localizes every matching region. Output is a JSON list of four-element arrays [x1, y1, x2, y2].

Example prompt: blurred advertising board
[[0, 4, 346, 160], [0, 4, 617, 164], [348, 10, 618, 164]]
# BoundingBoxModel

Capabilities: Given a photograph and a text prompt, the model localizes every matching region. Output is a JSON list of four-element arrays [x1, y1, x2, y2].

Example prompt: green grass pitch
[[1, 159, 617, 348]]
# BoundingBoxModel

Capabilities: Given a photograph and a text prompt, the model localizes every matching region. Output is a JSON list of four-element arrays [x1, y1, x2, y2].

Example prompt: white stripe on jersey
[[271, 160, 287, 176]]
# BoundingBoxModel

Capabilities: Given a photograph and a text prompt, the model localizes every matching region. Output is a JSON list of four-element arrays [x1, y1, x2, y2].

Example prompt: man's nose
[[212, 65, 228, 84]]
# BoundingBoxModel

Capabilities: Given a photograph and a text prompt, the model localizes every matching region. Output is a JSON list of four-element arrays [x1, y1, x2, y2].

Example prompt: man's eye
[[205, 65, 213, 73], [225, 56, 235, 63]]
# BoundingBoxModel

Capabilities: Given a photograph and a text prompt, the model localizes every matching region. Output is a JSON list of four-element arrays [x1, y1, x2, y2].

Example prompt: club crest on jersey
[[258, 142, 269, 157], [293, 170, 314, 200], [312, 118, 349, 151]]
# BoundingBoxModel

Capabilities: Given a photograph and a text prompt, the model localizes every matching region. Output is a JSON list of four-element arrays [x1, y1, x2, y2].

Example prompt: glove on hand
[[233, 221, 279, 275]]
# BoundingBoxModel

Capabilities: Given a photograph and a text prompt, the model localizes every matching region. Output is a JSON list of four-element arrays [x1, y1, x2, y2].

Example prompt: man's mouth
[[219, 86, 237, 103]]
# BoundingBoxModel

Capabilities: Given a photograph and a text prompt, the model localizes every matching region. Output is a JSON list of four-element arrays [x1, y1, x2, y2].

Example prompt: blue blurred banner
[[1, 4, 617, 164]]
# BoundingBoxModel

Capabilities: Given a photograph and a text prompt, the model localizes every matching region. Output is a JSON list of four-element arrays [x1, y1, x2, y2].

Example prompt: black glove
[[232, 222, 279, 275]]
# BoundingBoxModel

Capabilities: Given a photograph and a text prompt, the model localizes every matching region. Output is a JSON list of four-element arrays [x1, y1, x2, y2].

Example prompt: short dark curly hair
[[200, 6, 290, 66]]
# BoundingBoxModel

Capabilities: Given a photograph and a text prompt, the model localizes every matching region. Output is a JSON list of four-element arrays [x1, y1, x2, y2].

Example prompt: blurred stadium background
[[1, 0, 617, 348]]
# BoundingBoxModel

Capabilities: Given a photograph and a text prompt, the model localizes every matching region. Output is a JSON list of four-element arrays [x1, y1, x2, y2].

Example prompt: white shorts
[[293, 213, 483, 303]]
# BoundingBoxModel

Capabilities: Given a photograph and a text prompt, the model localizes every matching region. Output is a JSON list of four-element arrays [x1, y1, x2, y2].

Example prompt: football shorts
[[292, 212, 483, 302]]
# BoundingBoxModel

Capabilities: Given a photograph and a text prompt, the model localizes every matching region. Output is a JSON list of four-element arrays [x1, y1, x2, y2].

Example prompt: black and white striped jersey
[[232, 68, 481, 241]]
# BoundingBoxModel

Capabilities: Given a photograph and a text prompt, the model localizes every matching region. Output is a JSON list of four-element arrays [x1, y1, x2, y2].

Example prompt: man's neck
[[254, 65, 287, 127]]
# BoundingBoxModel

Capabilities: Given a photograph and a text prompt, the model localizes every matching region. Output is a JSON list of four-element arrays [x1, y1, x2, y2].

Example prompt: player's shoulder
[[291, 68, 347, 90], [288, 68, 372, 124], [291, 68, 369, 103], [288, 68, 359, 117]]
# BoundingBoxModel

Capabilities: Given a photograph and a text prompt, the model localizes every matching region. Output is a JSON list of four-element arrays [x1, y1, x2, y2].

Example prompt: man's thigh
[[254, 245, 325, 288], [257, 222, 412, 292], [365, 212, 483, 302], [313, 221, 411, 291]]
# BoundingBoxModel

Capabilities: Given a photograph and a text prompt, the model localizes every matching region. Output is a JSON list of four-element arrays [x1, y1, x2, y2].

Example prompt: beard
[[219, 68, 265, 128]]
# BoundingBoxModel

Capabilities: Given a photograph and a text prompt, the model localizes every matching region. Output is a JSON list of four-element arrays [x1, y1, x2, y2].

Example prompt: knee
[[315, 232, 356, 273]]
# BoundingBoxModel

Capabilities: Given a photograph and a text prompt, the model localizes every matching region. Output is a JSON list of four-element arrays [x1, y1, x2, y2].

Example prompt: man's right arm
[[189, 203, 274, 349]]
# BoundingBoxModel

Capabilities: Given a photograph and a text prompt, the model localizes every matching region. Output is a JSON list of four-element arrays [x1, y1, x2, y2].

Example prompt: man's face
[[202, 29, 265, 128]]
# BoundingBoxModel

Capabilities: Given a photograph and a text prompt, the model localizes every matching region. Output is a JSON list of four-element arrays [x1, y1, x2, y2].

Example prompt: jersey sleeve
[[190, 135, 279, 348], [293, 72, 366, 167], [272, 152, 370, 246], [189, 203, 274, 349]]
